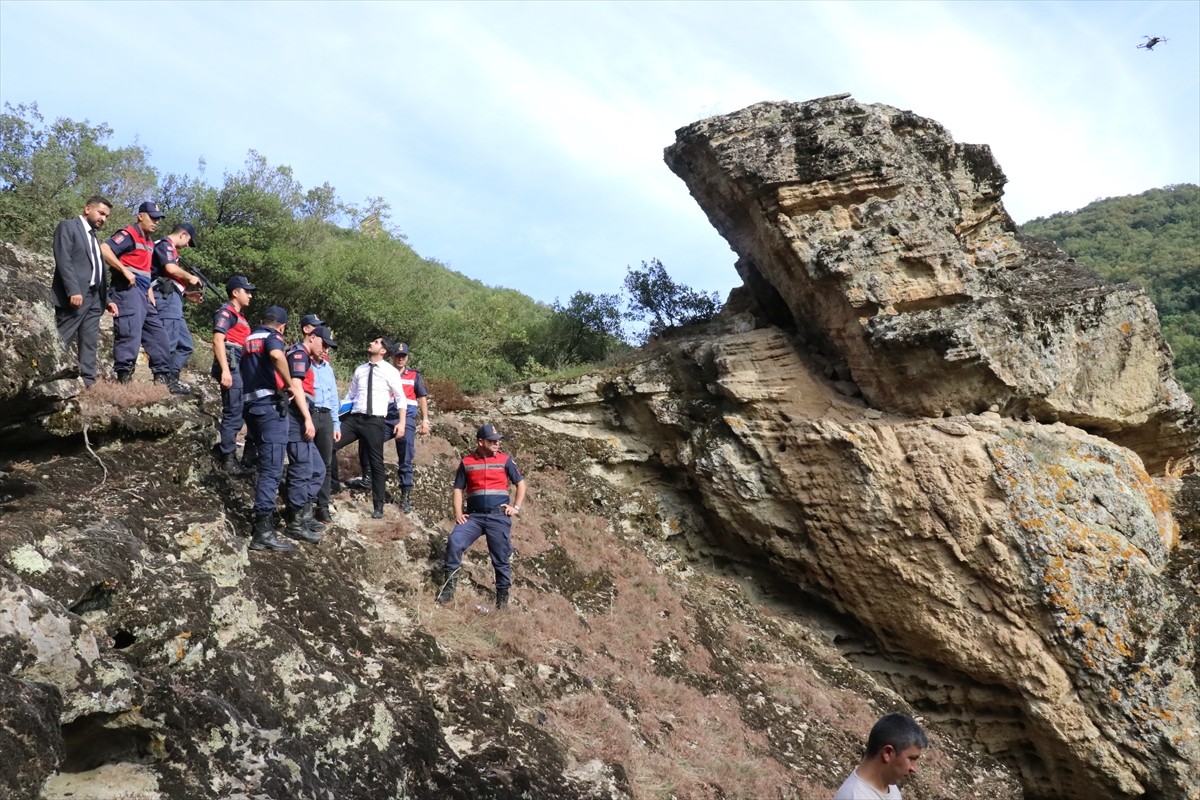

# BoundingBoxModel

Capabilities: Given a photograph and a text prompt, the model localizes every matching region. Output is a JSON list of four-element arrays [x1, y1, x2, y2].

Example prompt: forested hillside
[[1022, 184, 1200, 399], [0, 103, 643, 393]]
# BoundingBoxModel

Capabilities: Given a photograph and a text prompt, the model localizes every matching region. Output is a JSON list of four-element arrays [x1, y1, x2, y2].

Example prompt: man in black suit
[[51, 195, 113, 387]]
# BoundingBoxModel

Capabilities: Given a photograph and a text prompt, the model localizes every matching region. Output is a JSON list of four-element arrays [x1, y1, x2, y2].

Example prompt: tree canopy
[[1021, 184, 1200, 400]]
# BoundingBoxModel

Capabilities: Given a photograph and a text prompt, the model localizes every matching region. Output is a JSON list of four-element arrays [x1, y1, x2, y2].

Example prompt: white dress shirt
[[342, 359, 406, 416]]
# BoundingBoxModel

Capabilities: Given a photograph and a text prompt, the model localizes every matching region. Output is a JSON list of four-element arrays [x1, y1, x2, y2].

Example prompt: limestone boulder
[[664, 95, 1197, 472]]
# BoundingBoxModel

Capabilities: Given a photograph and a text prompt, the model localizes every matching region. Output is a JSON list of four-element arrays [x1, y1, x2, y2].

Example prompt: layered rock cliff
[[502, 326, 1200, 800], [508, 96, 1200, 798]]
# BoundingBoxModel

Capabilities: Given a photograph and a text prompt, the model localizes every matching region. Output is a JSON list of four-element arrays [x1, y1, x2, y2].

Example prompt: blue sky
[[1, 0, 1197, 306]]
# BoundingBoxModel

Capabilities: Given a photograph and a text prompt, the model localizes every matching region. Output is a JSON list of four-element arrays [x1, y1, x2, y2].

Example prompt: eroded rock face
[[664, 94, 1197, 472], [503, 327, 1200, 800], [0, 241, 81, 440]]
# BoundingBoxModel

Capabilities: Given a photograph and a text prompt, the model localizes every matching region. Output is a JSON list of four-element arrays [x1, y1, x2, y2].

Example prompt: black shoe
[[314, 507, 334, 524], [169, 372, 193, 395], [400, 488, 413, 513], [286, 526, 322, 543], [249, 530, 295, 551], [371, 507, 384, 519], [116, 371, 132, 384], [496, 589, 510, 610], [345, 477, 372, 491], [249, 513, 295, 552]]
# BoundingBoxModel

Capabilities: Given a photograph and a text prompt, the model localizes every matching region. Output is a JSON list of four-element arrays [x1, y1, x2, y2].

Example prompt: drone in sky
[[1137, 35, 1168, 51]]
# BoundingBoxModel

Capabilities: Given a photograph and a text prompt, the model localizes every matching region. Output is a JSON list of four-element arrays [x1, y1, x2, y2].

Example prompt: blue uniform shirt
[[311, 358, 341, 433]]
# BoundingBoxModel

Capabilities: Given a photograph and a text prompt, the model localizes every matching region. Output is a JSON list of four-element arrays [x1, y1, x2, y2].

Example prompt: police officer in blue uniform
[[99, 201, 180, 391], [212, 276, 255, 476], [240, 306, 311, 552], [281, 325, 336, 542], [436, 423, 527, 609], [150, 223, 202, 393]]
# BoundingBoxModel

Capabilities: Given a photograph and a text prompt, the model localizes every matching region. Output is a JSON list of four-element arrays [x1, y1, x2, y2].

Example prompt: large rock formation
[[498, 96, 1200, 799], [663, 94, 1196, 473]]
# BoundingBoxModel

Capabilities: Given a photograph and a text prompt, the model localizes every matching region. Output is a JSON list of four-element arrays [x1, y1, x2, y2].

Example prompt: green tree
[[505, 291, 627, 373], [0, 105, 613, 394], [624, 258, 720, 340], [0, 102, 157, 245]]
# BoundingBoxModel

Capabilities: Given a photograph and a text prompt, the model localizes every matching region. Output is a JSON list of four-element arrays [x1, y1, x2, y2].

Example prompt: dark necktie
[[88, 228, 102, 286], [366, 364, 374, 415]]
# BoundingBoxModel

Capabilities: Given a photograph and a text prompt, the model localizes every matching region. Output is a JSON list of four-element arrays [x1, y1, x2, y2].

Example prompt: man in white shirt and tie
[[51, 195, 113, 387], [333, 336, 406, 518]]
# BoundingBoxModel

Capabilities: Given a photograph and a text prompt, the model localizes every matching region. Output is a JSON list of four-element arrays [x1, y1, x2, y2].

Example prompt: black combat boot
[[284, 505, 321, 543], [153, 373, 191, 395], [371, 504, 384, 519], [116, 371, 132, 384], [300, 503, 326, 534], [400, 487, 413, 513], [314, 506, 334, 524], [436, 571, 458, 605], [169, 372, 193, 394], [221, 454, 251, 477], [249, 513, 295, 552], [495, 588, 510, 610]]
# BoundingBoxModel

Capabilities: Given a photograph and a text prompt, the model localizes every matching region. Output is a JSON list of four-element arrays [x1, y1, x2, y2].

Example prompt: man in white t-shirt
[[833, 712, 927, 799]]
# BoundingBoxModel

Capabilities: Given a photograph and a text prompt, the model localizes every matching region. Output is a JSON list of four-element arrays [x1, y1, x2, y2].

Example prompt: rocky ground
[[1, 373, 1024, 800]]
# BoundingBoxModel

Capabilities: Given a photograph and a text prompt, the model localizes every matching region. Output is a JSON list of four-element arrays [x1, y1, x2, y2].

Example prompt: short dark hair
[[865, 713, 928, 758], [85, 195, 113, 209]]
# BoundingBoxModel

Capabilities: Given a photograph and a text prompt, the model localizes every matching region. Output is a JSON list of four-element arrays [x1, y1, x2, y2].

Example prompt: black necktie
[[366, 364, 374, 415], [88, 228, 101, 286]]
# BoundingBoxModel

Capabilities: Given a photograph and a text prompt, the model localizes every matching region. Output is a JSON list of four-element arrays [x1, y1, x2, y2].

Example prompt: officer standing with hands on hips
[[436, 423, 526, 610]]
